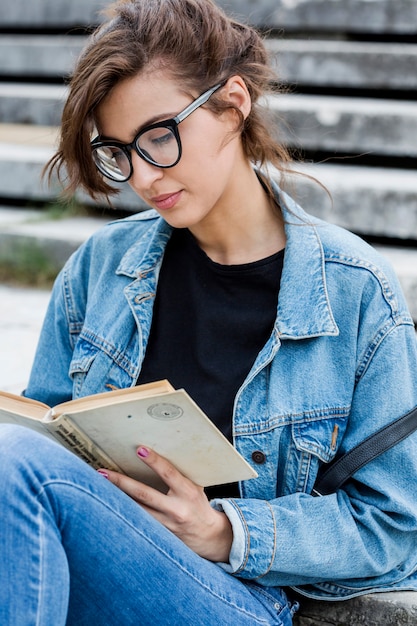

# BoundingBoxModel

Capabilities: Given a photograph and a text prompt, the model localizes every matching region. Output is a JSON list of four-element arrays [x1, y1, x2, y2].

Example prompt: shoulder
[[278, 185, 412, 323], [94, 208, 162, 245], [61, 208, 169, 290], [315, 218, 396, 281], [317, 219, 393, 276], [72, 209, 162, 261], [315, 219, 412, 325]]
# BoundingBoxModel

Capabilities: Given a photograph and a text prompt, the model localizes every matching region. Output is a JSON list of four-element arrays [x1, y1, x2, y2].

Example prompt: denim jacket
[[25, 182, 417, 600]]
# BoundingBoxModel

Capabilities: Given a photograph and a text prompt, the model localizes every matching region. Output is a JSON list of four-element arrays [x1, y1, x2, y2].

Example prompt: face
[[94, 69, 251, 230]]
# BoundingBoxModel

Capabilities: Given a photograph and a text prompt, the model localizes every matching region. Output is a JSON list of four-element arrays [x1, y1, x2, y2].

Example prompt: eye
[[151, 131, 174, 146], [140, 127, 176, 149]]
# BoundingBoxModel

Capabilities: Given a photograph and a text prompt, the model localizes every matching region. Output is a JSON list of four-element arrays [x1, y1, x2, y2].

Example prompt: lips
[[151, 190, 182, 210]]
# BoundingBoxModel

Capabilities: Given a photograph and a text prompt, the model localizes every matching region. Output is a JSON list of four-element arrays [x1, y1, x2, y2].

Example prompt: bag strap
[[313, 405, 417, 497]]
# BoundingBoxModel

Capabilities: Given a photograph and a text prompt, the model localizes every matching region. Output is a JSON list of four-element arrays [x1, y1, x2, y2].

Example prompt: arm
[[213, 322, 417, 588]]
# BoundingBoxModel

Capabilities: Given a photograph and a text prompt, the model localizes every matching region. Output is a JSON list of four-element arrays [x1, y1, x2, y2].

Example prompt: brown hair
[[48, 0, 292, 201]]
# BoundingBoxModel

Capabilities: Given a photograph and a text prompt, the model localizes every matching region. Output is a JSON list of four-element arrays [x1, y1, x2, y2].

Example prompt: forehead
[[95, 69, 191, 138]]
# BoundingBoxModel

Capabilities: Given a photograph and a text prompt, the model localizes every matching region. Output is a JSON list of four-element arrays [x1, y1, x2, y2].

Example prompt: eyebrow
[[131, 111, 178, 137], [98, 110, 178, 143]]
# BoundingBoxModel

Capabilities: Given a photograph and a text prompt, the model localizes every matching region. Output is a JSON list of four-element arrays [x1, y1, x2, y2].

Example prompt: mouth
[[151, 191, 182, 211]]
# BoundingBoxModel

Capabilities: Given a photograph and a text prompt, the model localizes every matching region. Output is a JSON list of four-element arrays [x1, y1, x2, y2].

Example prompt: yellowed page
[[57, 389, 258, 490]]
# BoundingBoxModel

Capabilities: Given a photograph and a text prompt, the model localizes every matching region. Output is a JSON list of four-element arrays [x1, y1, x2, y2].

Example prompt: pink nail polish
[[97, 469, 109, 479], [137, 446, 149, 458]]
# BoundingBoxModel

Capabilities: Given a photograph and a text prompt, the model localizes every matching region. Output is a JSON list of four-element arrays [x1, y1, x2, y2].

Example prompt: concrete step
[[271, 39, 417, 91], [218, 0, 417, 34], [0, 0, 107, 28], [270, 94, 417, 157], [0, 35, 85, 78], [0, 124, 61, 203], [2, 87, 417, 160], [0, 122, 143, 210], [295, 591, 417, 626], [1, 124, 417, 239], [287, 163, 417, 240], [0, 206, 109, 273], [1, 35, 416, 93], [1, 0, 415, 34], [0, 84, 65, 126]]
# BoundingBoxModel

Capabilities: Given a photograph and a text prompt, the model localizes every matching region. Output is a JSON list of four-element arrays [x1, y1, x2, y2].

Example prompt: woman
[[1, 0, 416, 624]]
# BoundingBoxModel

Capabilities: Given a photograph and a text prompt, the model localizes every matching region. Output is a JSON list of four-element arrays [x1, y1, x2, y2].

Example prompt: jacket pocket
[[69, 338, 99, 398], [285, 413, 348, 494]]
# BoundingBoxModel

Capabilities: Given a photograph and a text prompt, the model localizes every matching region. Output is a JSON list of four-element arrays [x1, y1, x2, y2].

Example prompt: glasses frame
[[91, 81, 225, 182]]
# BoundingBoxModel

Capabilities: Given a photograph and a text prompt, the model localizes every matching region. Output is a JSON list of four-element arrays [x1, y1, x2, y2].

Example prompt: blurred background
[[0, 0, 416, 393]]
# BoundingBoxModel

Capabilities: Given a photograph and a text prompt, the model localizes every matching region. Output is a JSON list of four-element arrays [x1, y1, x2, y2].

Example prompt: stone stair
[[0, 1, 417, 623]]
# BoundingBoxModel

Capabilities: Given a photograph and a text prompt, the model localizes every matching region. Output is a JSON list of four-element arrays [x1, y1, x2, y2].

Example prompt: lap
[[0, 425, 294, 625]]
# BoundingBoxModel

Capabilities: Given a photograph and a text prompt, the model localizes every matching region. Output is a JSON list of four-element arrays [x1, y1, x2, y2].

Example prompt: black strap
[[313, 405, 417, 496]]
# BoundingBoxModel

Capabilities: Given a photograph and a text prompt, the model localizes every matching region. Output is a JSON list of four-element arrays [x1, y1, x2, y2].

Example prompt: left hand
[[99, 446, 233, 563]]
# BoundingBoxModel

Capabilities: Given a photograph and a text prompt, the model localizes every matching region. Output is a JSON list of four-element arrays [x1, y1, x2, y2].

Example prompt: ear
[[222, 75, 252, 120]]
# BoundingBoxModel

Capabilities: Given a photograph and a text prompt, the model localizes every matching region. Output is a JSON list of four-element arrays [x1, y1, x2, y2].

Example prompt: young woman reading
[[1, 1, 416, 624]]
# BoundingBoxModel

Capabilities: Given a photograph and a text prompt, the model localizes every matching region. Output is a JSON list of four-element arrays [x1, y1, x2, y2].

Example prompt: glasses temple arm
[[174, 82, 224, 124]]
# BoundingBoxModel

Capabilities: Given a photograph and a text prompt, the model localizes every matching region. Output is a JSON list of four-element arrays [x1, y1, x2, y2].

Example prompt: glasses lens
[[137, 127, 179, 167], [92, 146, 131, 182]]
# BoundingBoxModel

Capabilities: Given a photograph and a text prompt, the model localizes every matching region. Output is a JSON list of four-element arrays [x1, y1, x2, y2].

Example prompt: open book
[[0, 380, 257, 491]]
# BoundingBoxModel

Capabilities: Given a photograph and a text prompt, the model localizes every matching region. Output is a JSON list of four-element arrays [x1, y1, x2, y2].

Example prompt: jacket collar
[[275, 181, 339, 339], [116, 178, 339, 339], [116, 214, 172, 278]]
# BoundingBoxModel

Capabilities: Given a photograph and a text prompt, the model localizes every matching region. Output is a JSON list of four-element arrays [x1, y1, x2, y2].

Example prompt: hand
[[98, 446, 233, 563]]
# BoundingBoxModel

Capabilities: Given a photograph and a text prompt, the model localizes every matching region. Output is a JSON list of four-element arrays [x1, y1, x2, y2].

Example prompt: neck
[[189, 165, 286, 265]]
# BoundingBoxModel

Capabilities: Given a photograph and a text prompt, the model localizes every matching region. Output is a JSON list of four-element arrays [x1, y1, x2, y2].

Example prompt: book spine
[[47, 417, 123, 472]]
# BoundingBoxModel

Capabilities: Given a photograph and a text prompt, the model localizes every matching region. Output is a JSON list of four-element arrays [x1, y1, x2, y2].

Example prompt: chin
[[159, 210, 205, 230]]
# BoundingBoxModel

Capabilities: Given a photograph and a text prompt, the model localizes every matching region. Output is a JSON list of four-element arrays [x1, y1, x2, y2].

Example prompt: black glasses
[[91, 82, 224, 182]]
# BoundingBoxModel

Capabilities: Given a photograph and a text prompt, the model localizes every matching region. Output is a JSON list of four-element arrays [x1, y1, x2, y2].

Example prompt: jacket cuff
[[211, 498, 277, 578]]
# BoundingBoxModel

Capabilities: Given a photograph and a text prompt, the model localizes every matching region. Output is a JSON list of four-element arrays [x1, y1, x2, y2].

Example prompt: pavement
[[0, 284, 51, 394]]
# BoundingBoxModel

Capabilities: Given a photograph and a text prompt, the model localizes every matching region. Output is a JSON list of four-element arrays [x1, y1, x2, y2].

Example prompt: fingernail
[[97, 469, 109, 479], [137, 446, 149, 458]]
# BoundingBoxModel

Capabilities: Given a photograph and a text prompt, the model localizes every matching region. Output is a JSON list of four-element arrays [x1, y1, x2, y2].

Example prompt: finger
[[97, 467, 166, 509], [136, 446, 199, 496]]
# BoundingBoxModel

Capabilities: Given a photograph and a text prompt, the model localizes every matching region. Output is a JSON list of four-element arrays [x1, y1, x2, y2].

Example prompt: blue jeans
[[0, 425, 297, 625]]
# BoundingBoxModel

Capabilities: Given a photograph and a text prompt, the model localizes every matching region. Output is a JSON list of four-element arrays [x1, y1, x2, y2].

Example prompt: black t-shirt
[[137, 228, 284, 498]]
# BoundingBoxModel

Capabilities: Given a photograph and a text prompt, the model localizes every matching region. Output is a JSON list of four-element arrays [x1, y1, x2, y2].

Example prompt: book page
[[59, 389, 257, 489], [48, 417, 123, 473], [0, 404, 63, 444]]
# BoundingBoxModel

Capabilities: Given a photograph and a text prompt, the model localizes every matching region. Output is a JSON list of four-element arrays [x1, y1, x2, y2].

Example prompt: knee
[[0, 424, 56, 468], [0, 425, 71, 503]]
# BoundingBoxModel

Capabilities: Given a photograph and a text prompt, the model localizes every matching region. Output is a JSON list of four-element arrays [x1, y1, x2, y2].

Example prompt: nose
[[128, 150, 164, 194]]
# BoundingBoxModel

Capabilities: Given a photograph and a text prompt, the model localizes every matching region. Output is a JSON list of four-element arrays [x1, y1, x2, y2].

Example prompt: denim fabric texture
[[25, 180, 417, 600], [0, 424, 296, 625]]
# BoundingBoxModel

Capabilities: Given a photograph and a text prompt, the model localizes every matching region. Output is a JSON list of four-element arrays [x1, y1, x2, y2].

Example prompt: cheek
[[182, 126, 238, 179], [182, 115, 230, 159]]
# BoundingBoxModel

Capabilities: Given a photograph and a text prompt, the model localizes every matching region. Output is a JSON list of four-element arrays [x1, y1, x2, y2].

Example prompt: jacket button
[[251, 450, 266, 464]]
